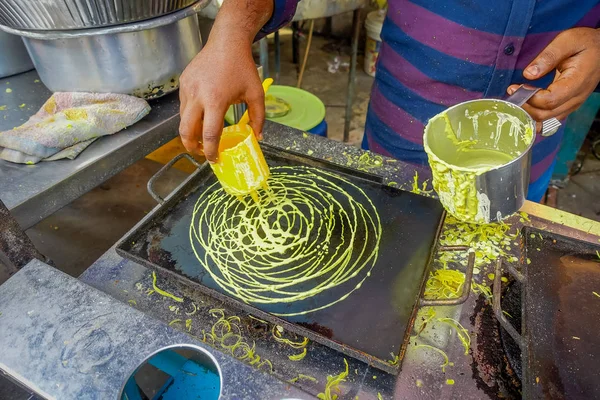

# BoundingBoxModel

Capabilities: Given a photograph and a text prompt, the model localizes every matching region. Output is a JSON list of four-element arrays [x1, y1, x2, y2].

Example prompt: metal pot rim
[[424, 97, 536, 173], [0, 0, 209, 39]]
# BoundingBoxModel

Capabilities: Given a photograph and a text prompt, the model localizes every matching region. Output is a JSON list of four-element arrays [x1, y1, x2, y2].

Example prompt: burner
[[493, 228, 600, 399], [499, 281, 522, 380], [470, 295, 521, 399]]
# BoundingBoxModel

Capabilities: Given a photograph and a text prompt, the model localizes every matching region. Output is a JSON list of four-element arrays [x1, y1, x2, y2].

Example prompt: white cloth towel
[[0, 92, 151, 164]]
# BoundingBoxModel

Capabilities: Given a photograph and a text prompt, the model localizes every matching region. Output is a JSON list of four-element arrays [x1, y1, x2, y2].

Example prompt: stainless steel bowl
[[0, 0, 198, 30], [1, 2, 208, 99], [0, 30, 34, 78]]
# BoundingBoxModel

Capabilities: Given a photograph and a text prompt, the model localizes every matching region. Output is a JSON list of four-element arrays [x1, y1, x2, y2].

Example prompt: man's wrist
[[210, 0, 274, 45]]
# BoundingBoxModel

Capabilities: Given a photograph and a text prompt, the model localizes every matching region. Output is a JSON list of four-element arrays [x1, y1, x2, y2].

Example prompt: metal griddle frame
[[116, 149, 475, 375], [493, 228, 600, 399]]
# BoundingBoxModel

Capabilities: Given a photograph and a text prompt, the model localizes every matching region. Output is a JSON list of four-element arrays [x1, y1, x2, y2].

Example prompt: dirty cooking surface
[[521, 228, 600, 399], [117, 149, 444, 371]]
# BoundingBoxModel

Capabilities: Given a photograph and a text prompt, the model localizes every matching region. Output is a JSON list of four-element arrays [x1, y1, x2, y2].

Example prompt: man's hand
[[179, 0, 273, 162], [507, 27, 600, 127]]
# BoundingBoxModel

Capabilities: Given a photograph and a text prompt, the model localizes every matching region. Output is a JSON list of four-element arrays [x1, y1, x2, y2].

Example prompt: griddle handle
[[492, 257, 526, 350], [147, 153, 203, 204], [419, 246, 475, 307]]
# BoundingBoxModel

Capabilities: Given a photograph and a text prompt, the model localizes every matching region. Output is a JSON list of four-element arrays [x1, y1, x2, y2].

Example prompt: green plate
[[225, 85, 326, 131]]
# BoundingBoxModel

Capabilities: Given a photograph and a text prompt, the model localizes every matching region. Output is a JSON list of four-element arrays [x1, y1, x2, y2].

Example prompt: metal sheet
[[0, 259, 310, 399], [523, 228, 600, 399], [116, 147, 445, 374]]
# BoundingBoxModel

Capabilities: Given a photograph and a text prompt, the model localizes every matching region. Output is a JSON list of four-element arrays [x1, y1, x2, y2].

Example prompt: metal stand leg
[[324, 16, 333, 38], [232, 65, 264, 124], [274, 30, 281, 84], [232, 104, 247, 124], [344, 9, 361, 143], [259, 38, 269, 79], [292, 21, 300, 65], [0, 199, 48, 284]]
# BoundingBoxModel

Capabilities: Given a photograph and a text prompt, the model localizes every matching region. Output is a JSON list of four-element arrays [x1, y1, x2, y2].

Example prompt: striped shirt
[[268, 0, 600, 201]]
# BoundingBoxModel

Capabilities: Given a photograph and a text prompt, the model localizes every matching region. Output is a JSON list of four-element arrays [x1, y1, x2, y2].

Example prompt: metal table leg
[[259, 37, 269, 79], [292, 21, 300, 65], [344, 9, 361, 143], [232, 65, 264, 123], [232, 103, 247, 124], [0, 199, 48, 284], [274, 30, 281, 84]]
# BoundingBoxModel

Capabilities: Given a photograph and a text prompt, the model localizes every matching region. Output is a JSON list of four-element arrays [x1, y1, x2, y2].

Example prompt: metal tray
[[494, 227, 600, 399], [116, 148, 469, 374]]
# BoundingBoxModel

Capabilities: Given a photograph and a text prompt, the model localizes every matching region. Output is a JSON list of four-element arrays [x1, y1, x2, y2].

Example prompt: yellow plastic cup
[[210, 124, 270, 197]]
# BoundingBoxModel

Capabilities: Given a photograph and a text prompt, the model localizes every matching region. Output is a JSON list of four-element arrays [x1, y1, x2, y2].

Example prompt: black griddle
[[117, 148, 445, 374], [494, 227, 600, 399]]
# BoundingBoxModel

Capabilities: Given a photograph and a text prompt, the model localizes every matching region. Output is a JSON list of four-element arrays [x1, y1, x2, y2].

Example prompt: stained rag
[[0, 92, 151, 164]]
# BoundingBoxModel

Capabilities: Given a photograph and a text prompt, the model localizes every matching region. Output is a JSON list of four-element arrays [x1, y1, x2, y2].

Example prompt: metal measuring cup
[[423, 86, 561, 224]]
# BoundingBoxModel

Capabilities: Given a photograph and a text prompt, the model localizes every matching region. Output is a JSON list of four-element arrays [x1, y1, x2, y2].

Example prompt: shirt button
[[504, 44, 515, 55]]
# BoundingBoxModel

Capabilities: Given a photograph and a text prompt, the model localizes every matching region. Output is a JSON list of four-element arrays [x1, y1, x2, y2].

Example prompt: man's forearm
[[209, 0, 274, 46]]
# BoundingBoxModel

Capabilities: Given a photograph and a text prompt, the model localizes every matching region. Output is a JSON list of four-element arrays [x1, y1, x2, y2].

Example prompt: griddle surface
[[118, 150, 444, 371], [524, 228, 600, 399]]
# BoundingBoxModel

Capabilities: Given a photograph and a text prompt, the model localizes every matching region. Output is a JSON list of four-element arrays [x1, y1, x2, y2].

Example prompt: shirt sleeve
[[256, 0, 300, 40]]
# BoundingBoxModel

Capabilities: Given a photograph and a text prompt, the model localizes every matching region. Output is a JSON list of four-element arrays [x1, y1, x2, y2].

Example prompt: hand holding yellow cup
[[209, 78, 273, 198], [210, 123, 270, 197]]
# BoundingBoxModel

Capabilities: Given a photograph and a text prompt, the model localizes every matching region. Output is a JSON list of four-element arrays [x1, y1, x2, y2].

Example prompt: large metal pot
[[0, 30, 33, 78], [0, 1, 208, 99], [0, 0, 198, 30], [423, 86, 559, 224]]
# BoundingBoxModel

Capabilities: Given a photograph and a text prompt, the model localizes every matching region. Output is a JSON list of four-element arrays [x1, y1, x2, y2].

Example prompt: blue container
[[308, 119, 328, 137]]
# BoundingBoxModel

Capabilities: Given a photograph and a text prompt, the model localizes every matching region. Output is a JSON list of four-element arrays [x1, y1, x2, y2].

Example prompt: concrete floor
[[26, 159, 189, 277], [270, 30, 374, 145], [554, 150, 600, 221], [23, 32, 600, 279]]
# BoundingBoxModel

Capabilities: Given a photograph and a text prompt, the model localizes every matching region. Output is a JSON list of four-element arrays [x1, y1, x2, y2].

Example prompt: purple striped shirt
[[266, 0, 600, 201]]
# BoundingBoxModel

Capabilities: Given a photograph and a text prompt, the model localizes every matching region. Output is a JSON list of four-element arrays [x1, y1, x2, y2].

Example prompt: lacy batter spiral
[[190, 165, 382, 316]]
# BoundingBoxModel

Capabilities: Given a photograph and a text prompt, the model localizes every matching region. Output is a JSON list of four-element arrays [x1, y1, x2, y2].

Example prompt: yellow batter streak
[[189, 165, 382, 316]]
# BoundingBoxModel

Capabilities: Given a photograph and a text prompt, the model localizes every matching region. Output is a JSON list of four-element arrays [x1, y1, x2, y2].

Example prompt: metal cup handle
[[147, 153, 204, 205], [505, 84, 561, 137], [492, 257, 526, 349], [419, 245, 476, 307]]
